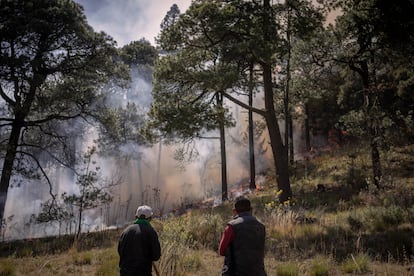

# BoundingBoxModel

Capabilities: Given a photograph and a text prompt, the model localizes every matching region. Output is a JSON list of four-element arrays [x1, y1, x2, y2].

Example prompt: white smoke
[[2, 70, 274, 241]]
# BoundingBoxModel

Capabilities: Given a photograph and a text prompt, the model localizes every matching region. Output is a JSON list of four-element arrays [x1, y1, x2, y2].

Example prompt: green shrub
[[181, 251, 203, 272], [348, 205, 406, 233], [340, 254, 370, 274], [310, 256, 331, 276], [295, 224, 325, 243], [157, 241, 185, 276], [369, 206, 404, 231], [276, 262, 299, 276], [160, 217, 195, 247], [187, 213, 224, 250], [346, 167, 368, 191], [160, 213, 224, 251]]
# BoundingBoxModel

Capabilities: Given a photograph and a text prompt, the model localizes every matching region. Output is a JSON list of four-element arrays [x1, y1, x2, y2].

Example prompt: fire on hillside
[[168, 174, 269, 217]]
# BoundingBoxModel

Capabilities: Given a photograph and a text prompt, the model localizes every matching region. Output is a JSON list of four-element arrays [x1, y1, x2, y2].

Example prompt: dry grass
[[1, 144, 414, 275], [2, 249, 413, 275], [0, 247, 117, 276]]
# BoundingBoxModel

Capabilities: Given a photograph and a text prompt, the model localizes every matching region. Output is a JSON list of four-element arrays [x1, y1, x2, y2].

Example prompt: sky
[[74, 0, 192, 47]]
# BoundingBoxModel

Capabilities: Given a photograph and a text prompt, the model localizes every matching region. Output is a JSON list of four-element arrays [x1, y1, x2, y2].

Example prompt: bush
[[276, 262, 299, 276], [346, 167, 368, 191], [347, 205, 406, 233], [340, 254, 370, 274], [159, 212, 224, 251], [181, 251, 203, 272], [368, 206, 404, 232], [310, 256, 331, 276], [157, 241, 185, 276], [160, 216, 195, 248], [186, 213, 224, 250]]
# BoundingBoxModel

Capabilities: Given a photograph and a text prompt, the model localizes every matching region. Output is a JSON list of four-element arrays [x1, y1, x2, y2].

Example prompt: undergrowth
[[1, 144, 414, 275]]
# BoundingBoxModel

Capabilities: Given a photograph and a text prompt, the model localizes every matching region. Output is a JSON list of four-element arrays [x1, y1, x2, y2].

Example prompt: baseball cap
[[135, 205, 154, 219]]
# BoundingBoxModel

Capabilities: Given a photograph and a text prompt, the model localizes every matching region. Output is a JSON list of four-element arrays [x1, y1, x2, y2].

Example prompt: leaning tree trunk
[[262, 62, 292, 203], [262, 0, 292, 203], [0, 122, 22, 233], [0, 68, 45, 233]]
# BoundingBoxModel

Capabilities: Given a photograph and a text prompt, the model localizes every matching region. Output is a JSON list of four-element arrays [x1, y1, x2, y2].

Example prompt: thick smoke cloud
[[2, 0, 278, 240], [2, 61, 273, 240]]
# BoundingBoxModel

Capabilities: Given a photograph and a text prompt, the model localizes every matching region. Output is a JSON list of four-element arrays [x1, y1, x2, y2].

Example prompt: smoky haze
[[2, 66, 274, 241], [1, 0, 338, 242]]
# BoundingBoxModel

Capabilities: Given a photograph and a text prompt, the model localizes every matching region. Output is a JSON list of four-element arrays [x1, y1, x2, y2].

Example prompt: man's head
[[233, 196, 251, 214], [135, 205, 153, 219]]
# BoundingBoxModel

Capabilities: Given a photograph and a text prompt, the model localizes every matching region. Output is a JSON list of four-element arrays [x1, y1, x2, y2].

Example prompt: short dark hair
[[234, 197, 251, 213]]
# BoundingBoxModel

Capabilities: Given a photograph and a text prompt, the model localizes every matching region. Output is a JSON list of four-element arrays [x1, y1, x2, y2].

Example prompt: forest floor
[[1, 143, 414, 275]]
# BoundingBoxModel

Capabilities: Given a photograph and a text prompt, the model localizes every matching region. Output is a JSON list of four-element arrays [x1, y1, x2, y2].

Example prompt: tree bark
[[262, 62, 292, 203], [370, 118, 382, 188], [0, 123, 22, 233], [357, 61, 383, 189], [304, 103, 311, 151], [289, 117, 294, 165], [217, 93, 228, 201], [76, 205, 83, 242], [0, 61, 45, 231], [248, 65, 256, 190], [285, 2, 294, 165], [262, 0, 292, 203]]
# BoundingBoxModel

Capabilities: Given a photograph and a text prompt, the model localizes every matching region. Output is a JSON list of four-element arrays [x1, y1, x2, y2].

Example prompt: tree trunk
[[370, 119, 382, 188], [285, 2, 294, 165], [217, 93, 228, 201], [304, 103, 311, 151], [262, 62, 292, 203], [76, 206, 83, 242], [262, 0, 291, 203], [248, 64, 256, 190], [0, 68, 45, 232], [0, 123, 22, 233], [155, 141, 162, 211], [358, 60, 383, 189], [137, 157, 144, 204], [289, 116, 294, 165]]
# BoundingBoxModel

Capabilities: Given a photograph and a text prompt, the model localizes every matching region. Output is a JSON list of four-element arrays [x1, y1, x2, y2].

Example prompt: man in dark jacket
[[219, 196, 266, 276], [118, 205, 161, 276]]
